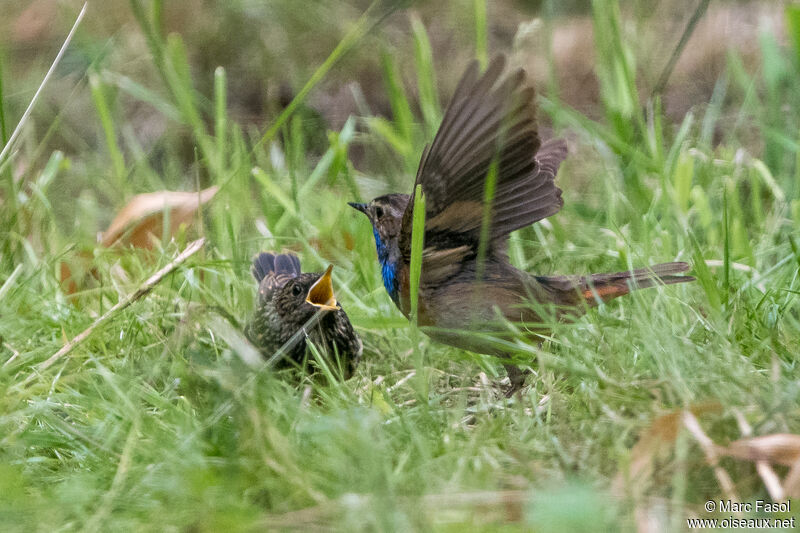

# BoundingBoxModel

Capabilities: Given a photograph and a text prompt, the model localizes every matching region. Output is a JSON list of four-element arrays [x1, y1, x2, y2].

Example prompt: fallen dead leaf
[[783, 460, 800, 499], [101, 186, 217, 248], [59, 260, 79, 296], [60, 187, 216, 297], [732, 410, 784, 501], [612, 402, 722, 498], [721, 434, 800, 467], [59, 249, 99, 299], [682, 410, 738, 502]]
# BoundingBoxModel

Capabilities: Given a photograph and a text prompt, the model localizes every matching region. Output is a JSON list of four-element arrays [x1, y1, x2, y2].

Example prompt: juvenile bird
[[349, 55, 694, 392], [245, 252, 362, 378]]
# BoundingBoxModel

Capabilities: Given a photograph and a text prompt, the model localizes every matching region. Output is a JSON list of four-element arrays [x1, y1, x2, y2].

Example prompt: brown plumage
[[245, 252, 362, 379], [350, 55, 694, 393]]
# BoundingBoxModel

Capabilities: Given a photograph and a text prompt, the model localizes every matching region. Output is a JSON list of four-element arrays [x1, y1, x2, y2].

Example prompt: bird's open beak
[[306, 265, 338, 311], [348, 202, 368, 215]]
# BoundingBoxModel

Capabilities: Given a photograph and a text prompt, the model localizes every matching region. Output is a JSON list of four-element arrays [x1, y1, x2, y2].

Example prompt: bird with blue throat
[[245, 252, 362, 379], [349, 55, 694, 394]]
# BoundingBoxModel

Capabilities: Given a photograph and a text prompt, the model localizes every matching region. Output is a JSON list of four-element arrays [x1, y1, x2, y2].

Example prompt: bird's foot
[[503, 364, 531, 398]]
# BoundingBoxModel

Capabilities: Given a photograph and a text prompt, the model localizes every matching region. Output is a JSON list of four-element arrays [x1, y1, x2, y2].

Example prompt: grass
[[1, 0, 799, 530]]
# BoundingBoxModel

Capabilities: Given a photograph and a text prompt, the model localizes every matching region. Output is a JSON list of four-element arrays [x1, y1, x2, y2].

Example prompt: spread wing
[[398, 55, 566, 284]]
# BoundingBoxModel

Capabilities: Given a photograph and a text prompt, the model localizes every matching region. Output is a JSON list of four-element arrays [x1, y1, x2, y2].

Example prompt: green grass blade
[[299, 117, 356, 198], [256, 0, 392, 152], [0, 49, 13, 231], [409, 183, 427, 402], [700, 74, 728, 147], [89, 71, 127, 191], [787, 5, 800, 64], [0, 51, 8, 146], [671, 149, 694, 214], [722, 188, 730, 310], [164, 34, 214, 163], [475, 158, 499, 282], [410, 14, 441, 136], [380, 49, 414, 148], [104, 71, 181, 122], [409, 184, 426, 326], [473, 0, 488, 69], [129, 0, 168, 88], [214, 66, 228, 176], [651, 0, 710, 98]]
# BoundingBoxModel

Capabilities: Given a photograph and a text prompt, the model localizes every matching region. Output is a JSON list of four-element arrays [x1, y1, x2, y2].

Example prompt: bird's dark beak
[[306, 265, 338, 311], [348, 202, 368, 215]]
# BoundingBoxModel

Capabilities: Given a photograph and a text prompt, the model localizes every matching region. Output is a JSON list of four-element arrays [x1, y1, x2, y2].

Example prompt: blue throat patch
[[373, 228, 399, 302]]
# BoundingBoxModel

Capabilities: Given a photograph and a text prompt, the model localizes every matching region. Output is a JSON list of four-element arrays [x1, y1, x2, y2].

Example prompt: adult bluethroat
[[245, 252, 362, 378], [349, 55, 694, 392]]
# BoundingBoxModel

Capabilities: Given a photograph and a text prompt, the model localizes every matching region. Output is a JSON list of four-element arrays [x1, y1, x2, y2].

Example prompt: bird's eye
[[291, 284, 303, 296], [375, 206, 384, 218]]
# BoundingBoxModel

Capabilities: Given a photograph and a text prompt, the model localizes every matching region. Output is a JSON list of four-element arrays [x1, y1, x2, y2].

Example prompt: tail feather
[[539, 262, 695, 305], [252, 252, 301, 283]]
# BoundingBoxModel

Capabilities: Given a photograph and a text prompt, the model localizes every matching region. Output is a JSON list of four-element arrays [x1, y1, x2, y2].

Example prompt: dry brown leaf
[[732, 410, 784, 501], [101, 186, 218, 248], [59, 260, 79, 296], [721, 434, 800, 467], [59, 250, 99, 298], [682, 411, 738, 502], [783, 460, 800, 499], [612, 402, 722, 497], [61, 187, 215, 297]]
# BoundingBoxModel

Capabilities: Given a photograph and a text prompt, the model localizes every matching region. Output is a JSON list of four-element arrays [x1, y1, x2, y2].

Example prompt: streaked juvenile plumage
[[245, 252, 362, 378], [350, 55, 694, 392]]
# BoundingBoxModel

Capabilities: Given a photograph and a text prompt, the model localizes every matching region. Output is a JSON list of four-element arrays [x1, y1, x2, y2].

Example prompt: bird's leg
[[503, 363, 530, 397], [503, 338, 545, 396]]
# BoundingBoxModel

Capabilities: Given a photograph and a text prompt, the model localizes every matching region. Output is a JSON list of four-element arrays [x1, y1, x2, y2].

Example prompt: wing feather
[[399, 56, 567, 271]]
